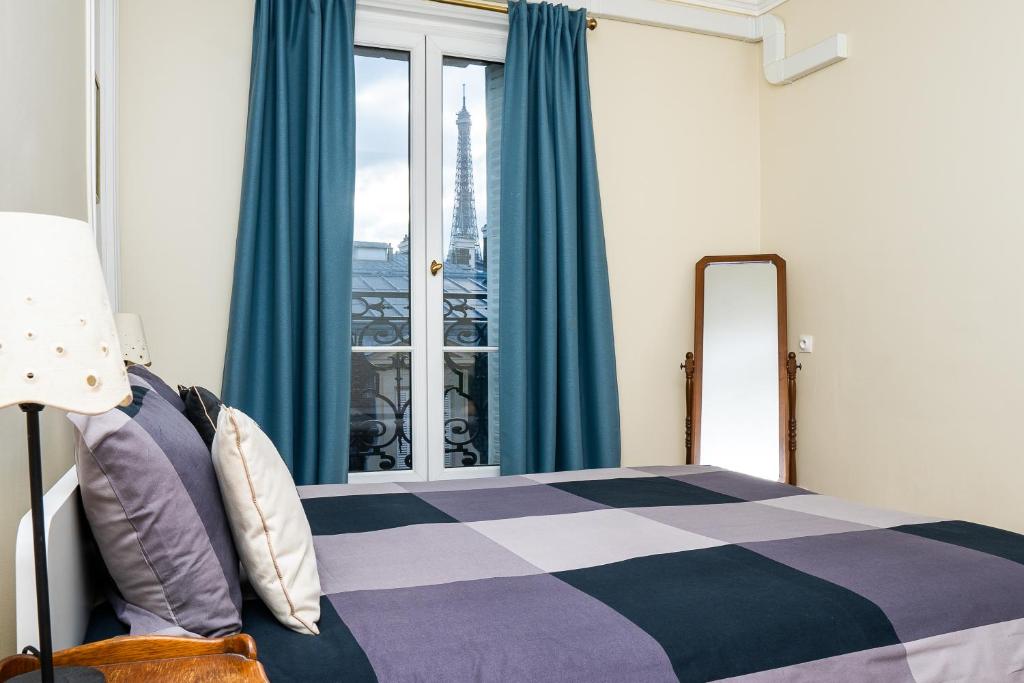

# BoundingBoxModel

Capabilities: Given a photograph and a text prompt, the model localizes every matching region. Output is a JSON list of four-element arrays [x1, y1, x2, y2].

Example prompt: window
[[349, 11, 505, 482]]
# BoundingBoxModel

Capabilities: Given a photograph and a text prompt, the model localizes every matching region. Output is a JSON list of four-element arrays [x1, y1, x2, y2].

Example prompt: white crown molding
[[583, 0, 848, 84], [661, 0, 790, 17], [584, 0, 758, 40]]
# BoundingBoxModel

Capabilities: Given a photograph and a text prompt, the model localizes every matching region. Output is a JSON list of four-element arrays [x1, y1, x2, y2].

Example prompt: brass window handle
[[430, 260, 443, 276]]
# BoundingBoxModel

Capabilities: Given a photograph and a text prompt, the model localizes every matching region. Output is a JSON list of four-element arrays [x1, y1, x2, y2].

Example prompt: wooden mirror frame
[[684, 254, 797, 484]]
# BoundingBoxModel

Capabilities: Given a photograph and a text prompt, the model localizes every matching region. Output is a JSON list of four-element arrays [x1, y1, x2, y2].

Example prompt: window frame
[[349, 2, 506, 484], [426, 34, 505, 482]]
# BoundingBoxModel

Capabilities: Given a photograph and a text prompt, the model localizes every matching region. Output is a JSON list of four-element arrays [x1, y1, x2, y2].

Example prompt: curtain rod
[[428, 0, 598, 30]]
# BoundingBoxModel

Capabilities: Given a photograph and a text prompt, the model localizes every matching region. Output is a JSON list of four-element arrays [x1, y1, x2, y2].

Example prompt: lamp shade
[[0, 212, 131, 414], [115, 313, 151, 366]]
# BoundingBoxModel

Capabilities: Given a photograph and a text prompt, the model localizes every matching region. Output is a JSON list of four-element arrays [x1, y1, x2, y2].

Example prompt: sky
[[353, 50, 496, 252]]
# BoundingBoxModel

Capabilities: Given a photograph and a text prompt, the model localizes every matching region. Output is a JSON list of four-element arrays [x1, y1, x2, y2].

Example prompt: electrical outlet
[[798, 335, 814, 353]]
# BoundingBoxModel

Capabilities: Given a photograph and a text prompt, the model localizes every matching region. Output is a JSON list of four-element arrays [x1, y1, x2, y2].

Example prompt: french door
[[348, 11, 505, 483]]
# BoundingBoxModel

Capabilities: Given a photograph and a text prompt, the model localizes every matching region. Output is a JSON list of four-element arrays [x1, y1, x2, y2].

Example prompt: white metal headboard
[[15, 465, 96, 652]]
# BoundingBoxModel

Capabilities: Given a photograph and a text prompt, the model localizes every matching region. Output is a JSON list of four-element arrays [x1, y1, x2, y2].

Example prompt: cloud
[[355, 160, 409, 246], [356, 76, 409, 163]]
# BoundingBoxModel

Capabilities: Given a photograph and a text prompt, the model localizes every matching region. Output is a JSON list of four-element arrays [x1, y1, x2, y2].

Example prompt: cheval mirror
[[683, 255, 798, 484]]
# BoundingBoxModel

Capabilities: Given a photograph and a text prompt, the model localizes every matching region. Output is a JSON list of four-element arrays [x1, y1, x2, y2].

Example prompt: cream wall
[[118, 0, 255, 392], [117, 7, 763, 462], [0, 1, 88, 220], [0, 0, 88, 655], [588, 20, 761, 466], [760, 0, 1024, 533]]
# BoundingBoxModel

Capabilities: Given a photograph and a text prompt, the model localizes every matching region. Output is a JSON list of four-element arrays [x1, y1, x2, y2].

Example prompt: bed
[[19, 464, 1024, 682]]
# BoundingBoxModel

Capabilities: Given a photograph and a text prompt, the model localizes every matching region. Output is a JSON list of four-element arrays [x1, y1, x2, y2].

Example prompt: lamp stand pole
[[20, 403, 54, 683], [10, 405, 106, 683]]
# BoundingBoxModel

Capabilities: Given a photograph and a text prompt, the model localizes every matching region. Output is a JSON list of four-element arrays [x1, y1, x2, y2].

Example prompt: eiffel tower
[[447, 84, 482, 269]]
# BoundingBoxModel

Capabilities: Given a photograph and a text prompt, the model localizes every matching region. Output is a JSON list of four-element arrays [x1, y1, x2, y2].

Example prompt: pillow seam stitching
[[191, 386, 218, 435]]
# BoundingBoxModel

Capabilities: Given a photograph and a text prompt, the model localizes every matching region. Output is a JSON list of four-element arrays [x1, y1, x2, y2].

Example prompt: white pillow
[[212, 406, 322, 635]]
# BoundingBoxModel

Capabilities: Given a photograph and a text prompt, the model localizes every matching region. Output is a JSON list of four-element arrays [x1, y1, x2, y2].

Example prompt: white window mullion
[[424, 35, 448, 482], [408, 31, 430, 484]]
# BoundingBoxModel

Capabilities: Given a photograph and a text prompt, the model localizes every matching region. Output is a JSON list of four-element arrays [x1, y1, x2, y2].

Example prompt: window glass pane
[[353, 47, 411, 348], [441, 57, 502, 348], [350, 351, 413, 473], [442, 57, 502, 468], [444, 351, 494, 467], [352, 47, 412, 474]]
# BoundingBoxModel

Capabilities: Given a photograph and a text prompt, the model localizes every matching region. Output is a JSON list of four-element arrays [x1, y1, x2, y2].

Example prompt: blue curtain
[[499, 1, 621, 475], [222, 0, 355, 485]]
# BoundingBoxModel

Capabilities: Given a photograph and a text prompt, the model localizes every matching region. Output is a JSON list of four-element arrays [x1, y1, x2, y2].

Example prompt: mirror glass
[[698, 259, 784, 480]]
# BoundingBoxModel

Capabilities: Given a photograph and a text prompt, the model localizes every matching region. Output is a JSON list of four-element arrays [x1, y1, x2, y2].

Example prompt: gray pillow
[[68, 370, 242, 637]]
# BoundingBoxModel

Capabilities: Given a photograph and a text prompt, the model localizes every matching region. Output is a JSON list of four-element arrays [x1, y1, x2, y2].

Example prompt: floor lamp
[[0, 213, 131, 682]]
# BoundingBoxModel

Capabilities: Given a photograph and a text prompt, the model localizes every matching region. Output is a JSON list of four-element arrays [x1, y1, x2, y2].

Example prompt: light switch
[[798, 335, 814, 353]]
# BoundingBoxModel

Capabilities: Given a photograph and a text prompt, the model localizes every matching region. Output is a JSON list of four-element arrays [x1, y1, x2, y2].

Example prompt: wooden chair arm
[[0, 634, 259, 680]]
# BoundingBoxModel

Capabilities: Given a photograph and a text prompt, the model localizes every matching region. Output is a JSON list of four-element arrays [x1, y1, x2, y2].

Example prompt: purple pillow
[[127, 364, 185, 411], [68, 369, 242, 637]]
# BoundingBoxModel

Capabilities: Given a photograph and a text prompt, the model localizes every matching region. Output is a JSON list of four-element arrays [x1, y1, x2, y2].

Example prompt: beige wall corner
[[0, 0, 89, 656], [589, 19, 761, 466], [759, 0, 1024, 532]]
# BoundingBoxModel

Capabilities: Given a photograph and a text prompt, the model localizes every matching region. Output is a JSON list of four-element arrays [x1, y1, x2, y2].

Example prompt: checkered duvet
[[255, 465, 1024, 682]]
